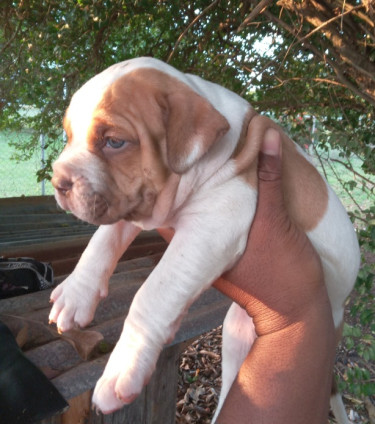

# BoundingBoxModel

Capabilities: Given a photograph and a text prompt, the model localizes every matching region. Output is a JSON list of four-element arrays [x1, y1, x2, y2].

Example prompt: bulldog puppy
[[50, 57, 360, 422]]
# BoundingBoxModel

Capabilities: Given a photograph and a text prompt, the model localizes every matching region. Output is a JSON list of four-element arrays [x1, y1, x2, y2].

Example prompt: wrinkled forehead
[[63, 57, 185, 144], [64, 61, 140, 143]]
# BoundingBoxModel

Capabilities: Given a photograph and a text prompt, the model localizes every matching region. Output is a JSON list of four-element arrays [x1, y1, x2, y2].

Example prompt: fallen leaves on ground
[[176, 327, 222, 423], [176, 326, 373, 424]]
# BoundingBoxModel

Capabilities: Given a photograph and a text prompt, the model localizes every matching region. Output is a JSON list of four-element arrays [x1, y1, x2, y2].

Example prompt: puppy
[[50, 57, 360, 422]]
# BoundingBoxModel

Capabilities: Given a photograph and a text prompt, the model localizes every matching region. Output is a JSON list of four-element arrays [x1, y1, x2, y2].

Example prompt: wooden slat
[[0, 195, 59, 215], [40, 344, 181, 424]]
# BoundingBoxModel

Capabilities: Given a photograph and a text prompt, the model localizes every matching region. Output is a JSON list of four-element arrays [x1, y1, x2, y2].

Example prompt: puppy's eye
[[105, 138, 127, 149]]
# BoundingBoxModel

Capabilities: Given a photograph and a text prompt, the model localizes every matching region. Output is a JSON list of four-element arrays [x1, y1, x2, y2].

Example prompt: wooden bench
[[0, 196, 230, 423]]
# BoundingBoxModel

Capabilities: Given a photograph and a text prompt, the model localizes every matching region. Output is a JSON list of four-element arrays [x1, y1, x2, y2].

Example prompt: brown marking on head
[[55, 67, 229, 224], [87, 68, 229, 168], [89, 68, 230, 195], [234, 114, 328, 232], [163, 84, 230, 173]]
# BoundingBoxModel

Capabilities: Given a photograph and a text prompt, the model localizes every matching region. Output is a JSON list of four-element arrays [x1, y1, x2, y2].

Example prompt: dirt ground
[[176, 317, 374, 423], [175, 252, 375, 423]]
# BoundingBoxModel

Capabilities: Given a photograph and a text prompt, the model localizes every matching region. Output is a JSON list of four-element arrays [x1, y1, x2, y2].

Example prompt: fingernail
[[262, 128, 281, 156]]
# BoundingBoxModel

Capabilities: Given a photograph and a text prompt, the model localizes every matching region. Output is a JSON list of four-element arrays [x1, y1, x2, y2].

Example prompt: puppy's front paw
[[92, 329, 158, 413], [49, 273, 107, 332], [92, 373, 143, 415]]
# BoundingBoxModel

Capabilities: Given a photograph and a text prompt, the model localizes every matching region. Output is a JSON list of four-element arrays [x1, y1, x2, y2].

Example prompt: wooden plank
[[1, 252, 229, 400], [1, 230, 167, 259], [0, 212, 79, 224], [46, 340, 181, 424], [140, 343, 181, 424], [41, 344, 181, 424], [1, 226, 96, 243], [0, 236, 93, 258], [0, 196, 59, 215]]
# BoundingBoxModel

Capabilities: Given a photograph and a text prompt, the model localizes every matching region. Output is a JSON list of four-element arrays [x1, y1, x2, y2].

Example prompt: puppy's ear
[[165, 88, 229, 174]]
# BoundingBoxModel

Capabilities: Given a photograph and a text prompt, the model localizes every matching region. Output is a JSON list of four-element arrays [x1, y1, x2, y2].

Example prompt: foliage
[[2, 1, 374, 165], [1, 0, 374, 401]]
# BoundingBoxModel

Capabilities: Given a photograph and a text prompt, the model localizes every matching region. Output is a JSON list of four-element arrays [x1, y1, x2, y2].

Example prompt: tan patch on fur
[[163, 79, 229, 173], [234, 114, 328, 232], [89, 68, 229, 171], [231, 107, 257, 160]]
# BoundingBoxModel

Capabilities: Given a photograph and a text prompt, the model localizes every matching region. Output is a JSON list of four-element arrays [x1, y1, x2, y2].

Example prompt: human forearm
[[216, 289, 335, 424]]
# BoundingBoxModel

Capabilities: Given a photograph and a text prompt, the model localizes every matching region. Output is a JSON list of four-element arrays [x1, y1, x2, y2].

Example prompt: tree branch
[[167, 0, 220, 63], [326, 158, 365, 213], [263, 9, 375, 107], [279, 0, 375, 83], [295, 4, 364, 46], [237, 0, 274, 32], [0, 19, 22, 56], [330, 158, 375, 188]]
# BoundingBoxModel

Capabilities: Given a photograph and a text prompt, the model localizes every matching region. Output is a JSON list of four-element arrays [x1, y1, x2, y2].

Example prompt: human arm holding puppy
[[214, 129, 336, 423]]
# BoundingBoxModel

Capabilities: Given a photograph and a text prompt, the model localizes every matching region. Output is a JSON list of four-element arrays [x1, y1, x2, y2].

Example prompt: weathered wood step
[[0, 212, 79, 225], [0, 226, 96, 243], [0, 196, 60, 215]]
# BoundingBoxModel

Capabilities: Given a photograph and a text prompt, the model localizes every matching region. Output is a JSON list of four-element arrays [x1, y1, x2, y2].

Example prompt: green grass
[[0, 131, 54, 197]]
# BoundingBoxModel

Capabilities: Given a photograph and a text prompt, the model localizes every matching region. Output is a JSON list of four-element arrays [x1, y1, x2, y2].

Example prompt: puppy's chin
[[54, 189, 120, 226]]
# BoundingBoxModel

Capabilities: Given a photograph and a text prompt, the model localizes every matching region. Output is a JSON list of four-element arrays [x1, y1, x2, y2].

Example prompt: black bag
[[0, 321, 69, 423], [0, 257, 54, 299]]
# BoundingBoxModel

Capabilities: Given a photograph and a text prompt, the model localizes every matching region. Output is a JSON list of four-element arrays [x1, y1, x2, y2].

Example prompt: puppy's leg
[[49, 221, 140, 332], [92, 179, 257, 413], [213, 302, 256, 423], [330, 385, 349, 424]]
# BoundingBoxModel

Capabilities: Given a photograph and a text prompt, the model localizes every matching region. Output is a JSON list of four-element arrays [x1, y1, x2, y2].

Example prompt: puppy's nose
[[51, 176, 73, 195]]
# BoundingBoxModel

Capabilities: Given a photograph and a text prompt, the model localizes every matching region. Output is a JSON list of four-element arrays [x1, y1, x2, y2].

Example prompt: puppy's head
[[52, 58, 229, 225]]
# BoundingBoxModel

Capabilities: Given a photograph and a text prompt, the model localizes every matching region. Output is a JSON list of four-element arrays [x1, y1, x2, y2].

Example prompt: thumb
[[256, 128, 285, 216], [258, 128, 282, 181]]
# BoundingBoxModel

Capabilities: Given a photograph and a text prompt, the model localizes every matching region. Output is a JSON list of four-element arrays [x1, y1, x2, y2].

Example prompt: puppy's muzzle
[[51, 161, 110, 224], [52, 175, 73, 196]]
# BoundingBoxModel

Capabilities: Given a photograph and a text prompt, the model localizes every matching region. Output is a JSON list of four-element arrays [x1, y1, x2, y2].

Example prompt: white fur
[[213, 303, 256, 422], [50, 57, 360, 422], [330, 393, 350, 424]]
